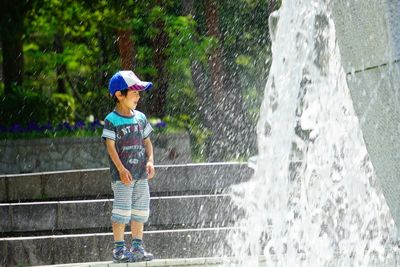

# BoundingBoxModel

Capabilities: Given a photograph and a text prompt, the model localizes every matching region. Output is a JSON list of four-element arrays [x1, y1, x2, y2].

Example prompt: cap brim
[[142, 82, 153, 91], [129, 82, 153, 92]]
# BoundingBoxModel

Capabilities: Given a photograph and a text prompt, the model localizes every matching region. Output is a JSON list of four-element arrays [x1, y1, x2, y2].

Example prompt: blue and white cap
[[108, 70, 153, 96]]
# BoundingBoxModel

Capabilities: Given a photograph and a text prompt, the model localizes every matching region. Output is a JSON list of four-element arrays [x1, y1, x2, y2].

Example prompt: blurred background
[[0, 0, 280, 162]]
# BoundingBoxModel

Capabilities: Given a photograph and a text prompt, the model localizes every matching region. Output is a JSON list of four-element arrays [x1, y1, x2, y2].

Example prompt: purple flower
[[10, 124, 24, 133], [88, 119, 102, 130], [26, 122, 41, 132], [155, 121, 167, 128], [40, 122, 53, 131], [1, 118, 104, 136], [56, 122, 73, 131], [63, 122, 73, 131], [93, 119, 102, 127], [0, 124, 6, 133], [74, 121, 85, 130]]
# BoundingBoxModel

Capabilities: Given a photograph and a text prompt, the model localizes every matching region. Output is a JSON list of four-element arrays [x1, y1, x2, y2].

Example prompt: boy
[[101, 70, 155, 263]]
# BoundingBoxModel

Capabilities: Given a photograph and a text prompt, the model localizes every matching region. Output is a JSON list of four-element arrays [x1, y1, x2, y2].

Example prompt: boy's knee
[[131, 209, 149, 223], [111, 214, 131, 224]]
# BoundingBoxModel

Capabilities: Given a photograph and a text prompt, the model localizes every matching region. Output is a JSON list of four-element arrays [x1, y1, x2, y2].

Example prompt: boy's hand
[[146, 161, 155, 180], [119, 167, 132, 185]]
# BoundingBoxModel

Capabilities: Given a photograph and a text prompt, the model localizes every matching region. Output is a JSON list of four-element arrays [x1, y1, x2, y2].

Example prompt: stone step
[[0, 163, 251, 267], [33, 256, 268, 267], [0, 227, 236, 266], [31, 255, 400, 267], [0, 195, 237, 234], [0, 163, 252, 202]]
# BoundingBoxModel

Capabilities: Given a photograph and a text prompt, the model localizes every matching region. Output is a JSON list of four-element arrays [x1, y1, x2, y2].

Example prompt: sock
[[114, 240, 125, 250], [132, 238, 142, 248]]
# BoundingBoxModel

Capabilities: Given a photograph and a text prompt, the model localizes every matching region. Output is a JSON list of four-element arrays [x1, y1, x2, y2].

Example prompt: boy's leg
[[131, 220, 144, 240], [111, 181, 134, 262], [130, 179, 153, 261], [112, 222, 129, 262], [130, 179, 150, 223], [112, 222, 126, 241]]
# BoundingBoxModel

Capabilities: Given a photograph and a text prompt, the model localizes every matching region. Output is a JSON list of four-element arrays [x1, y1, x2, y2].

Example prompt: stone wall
[[0, 132, 192, 174], [332, 0, 400, 227]]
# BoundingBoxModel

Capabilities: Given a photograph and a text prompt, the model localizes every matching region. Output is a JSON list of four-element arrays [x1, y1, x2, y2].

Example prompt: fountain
[[226, 0, 400, 266]]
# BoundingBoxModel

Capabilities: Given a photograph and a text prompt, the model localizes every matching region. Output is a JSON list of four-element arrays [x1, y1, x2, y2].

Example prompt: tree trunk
[[182, 0, 194, 16], [0, 3, 27, 94], [205, 0, 225, 104], [148, 1, 169, 118], [203, 0, 258, 161], [97, 28, 109, 89], [117, 29, 135, 70], [204, 0, 233, 160], [54, 30, 67, 94], [268, 0, 278, 16]]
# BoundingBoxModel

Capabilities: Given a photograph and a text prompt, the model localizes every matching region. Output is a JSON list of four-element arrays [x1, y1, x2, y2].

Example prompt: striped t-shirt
[[102, 110, 153, 181]]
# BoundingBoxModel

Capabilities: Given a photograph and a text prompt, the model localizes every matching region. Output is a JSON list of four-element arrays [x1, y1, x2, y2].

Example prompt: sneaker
[[130, 243, 154, 262], [112, 246, 133, 263]]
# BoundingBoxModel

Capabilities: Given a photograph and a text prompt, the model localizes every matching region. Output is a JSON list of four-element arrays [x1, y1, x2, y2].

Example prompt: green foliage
[[23, 0, 120, 123], [50, 93, 76, 123], [164, 15, 200, 116], [20, 0, 218, 126], [1, 0, 276, 160], [0, 127, 102, 141], [219, 0, 275, 122], [0, 86, 52, 127]]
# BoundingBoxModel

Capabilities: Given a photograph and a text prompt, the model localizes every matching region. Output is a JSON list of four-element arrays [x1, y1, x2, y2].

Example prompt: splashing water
[[226, 0, 398, 266]]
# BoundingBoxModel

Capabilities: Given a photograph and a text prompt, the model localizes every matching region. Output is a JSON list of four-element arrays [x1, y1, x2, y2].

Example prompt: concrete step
[[0, 227, 236, 266], [0, 163, 252, 202], [0, 195, 237, 234], [0, 163, 251, 267], [33, 256, 269, 267], [31, 255, 400, 267]]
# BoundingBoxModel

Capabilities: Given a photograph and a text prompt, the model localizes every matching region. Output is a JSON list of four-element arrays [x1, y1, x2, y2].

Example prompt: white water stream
[[226, 0, 398, 266]]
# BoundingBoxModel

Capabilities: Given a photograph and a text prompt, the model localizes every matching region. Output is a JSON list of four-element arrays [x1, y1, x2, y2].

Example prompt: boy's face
[[117, 90, 141, 110]]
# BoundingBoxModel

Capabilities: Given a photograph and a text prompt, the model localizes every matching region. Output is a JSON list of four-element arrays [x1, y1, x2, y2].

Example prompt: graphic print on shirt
[[102, 110, 153, 181], [115, 122, 146, 180]]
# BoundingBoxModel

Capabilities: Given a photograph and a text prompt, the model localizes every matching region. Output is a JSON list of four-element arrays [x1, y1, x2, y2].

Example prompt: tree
[[148, 2, 169, 118], [117, 29, 135, 70], [0, 1, 33, 94], [202, 0, 255, 160], [0, 0, 278, 159], [53, 20, 67, 94], [205, 0, 225, 104], [187, 0, 279, 160]]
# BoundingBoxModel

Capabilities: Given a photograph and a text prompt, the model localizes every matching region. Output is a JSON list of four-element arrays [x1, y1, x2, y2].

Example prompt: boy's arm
[[105, 139, 132, 185], [143, 137, 155, 179]]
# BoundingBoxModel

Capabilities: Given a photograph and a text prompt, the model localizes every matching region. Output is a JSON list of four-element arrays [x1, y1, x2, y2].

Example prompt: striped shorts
[[111, 179, 150, 224]]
